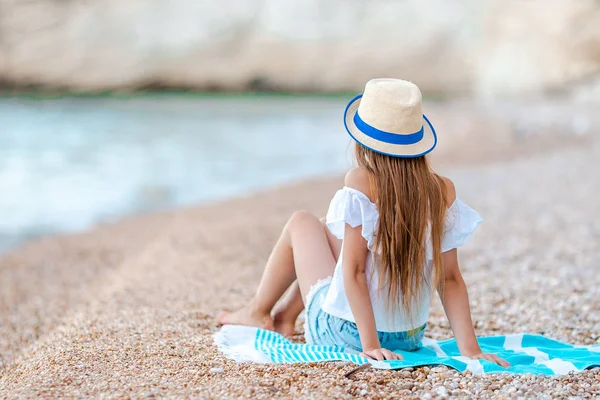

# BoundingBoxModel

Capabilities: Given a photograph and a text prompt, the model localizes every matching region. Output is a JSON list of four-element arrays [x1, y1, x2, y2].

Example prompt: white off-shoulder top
[[322, 187, 482, 332]]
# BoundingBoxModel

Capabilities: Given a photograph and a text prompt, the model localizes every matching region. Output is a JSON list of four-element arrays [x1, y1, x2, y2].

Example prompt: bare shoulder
[[440, 176, 457, 206], [344, 168, 374, 201]]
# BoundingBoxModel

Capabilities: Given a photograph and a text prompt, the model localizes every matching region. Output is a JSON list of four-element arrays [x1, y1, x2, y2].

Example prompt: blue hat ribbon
[[353, 112, 424, 145]]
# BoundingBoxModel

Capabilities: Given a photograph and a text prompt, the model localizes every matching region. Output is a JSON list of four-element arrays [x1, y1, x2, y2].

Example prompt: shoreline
[[0, 132, 592, 257], [2, 95, 597, 255]]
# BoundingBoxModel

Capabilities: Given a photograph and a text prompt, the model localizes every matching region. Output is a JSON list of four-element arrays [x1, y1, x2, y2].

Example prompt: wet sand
[[1, 136, 599, 398]]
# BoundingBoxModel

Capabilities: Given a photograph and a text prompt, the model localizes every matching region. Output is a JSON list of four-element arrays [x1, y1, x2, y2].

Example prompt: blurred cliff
[[0, 0, 599, 98]]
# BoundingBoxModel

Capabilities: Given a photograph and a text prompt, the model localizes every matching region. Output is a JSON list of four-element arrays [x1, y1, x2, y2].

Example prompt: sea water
[[0, 94, 353, 252]]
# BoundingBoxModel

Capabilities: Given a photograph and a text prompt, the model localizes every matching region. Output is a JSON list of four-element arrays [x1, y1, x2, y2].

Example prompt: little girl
[[218, 79, 509, 366]]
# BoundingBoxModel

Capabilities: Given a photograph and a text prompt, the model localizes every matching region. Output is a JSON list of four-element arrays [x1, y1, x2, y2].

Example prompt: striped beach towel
[[215, 325, 600, 375]]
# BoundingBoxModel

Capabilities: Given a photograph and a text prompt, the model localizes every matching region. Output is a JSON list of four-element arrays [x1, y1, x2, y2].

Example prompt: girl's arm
[[342, 224, 400, 361], [343, 170, 401, 361], [439, 249, 510, 367]]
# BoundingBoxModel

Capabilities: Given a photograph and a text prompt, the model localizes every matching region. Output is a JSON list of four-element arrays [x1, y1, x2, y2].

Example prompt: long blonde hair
[[354, 143, 447, 315]]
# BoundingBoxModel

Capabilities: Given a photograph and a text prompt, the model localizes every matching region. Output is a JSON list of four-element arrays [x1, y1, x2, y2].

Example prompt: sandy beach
[[1, 135, 599, 398]]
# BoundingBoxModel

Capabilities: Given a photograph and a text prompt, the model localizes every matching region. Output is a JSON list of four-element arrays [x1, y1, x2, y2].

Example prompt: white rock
[[437, 386, 449, 397], [0, 0, 598, 98]]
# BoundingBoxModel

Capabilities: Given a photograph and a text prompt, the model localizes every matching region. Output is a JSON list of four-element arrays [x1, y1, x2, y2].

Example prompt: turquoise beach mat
[[214, 325, 600, 375]]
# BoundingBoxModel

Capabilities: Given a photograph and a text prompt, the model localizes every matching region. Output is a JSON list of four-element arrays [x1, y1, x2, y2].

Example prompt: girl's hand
[[468, 352, 510, 368], [360, 348, 404, 361]]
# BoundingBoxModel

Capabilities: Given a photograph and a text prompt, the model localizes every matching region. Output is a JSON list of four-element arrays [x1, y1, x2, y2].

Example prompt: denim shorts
[[304, 277, 426, 353]]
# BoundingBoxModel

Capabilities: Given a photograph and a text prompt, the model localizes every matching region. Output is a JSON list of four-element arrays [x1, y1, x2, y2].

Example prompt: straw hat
[[344, 79, 437, 158]]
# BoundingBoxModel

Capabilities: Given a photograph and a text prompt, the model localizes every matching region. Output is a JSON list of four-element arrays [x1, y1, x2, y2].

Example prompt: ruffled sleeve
[[326, 187, 379, 249], [442, 198, 483, 252]]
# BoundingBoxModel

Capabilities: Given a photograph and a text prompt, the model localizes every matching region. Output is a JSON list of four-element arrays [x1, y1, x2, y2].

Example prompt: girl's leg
[[272, 281, 304, 336], [272, 218, 341, 335], [217, 211, 337, 329]]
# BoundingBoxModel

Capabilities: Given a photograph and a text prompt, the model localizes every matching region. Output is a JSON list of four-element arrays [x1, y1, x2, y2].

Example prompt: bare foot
[[217, 306, 274, 331], [272, 311, 296, 337]]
